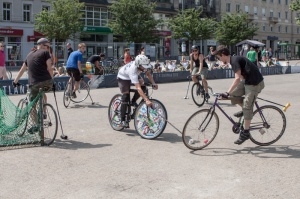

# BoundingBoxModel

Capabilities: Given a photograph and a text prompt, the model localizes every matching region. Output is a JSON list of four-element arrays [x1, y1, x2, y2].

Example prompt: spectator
[[140, 46, 145, 55], [124, 48, 131, 64], [66, 43, 73, 59], [268, 48, 273, 59], [246, 47, 257, 66], [154, 60, 162, 73], [274, 57, 281, 66], [266, 59, 275, 67], [168, 60, 176, 72], [261, 47, 267, 62], [86, 53, 105, 75], [206, 46, 217, 70], [180, 57, 189, 70], [0, 42, 8, 80], [55, 67, 66, 77]]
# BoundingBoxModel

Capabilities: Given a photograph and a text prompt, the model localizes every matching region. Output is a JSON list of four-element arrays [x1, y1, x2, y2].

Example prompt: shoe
[[28, 126, 39, 134], [233, 111, 243, 118], [131, 101, 138, 108], [205, 93, 210, 100], [43, 113, 47, 119], [72, 92, 77, 98], [234, 130, 250, 145], [120, 121, 129, 128]]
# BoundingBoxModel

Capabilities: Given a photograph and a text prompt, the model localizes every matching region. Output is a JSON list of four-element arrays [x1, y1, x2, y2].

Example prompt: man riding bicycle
[[117, 54, 158, 128], [65, 43, 86, 98]]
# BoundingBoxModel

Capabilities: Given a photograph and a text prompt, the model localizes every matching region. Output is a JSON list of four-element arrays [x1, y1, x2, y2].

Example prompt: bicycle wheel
[[249, 105, 286, 146], [108, 94, 124, 131], [134, 99, 167, 139], [70, 80, 90, 103], [63, 82, 71, 108], [182, 109, 219, 150], [191, 83, 206, 107], [16, 98, 29, 136], [42, 103, 58, 146], [6, 70, 12, 80]]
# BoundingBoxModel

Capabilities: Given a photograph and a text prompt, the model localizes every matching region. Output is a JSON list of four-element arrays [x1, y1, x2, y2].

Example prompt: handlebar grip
[[282, 102, 291, 112]]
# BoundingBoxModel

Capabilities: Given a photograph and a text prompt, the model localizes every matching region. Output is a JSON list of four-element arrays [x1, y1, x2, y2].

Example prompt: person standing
[[206, 46, 217, 70], [86, 53, 105, 75], [124, 48, 131, 64], [66, 43, 73, 59], [246, 47, 257, 66], [215, 45, 265, 145], [0, 42, 8, 80]]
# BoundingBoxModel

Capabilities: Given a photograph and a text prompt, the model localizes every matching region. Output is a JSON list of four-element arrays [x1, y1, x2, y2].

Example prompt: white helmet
[[135, 55, 151, 69]]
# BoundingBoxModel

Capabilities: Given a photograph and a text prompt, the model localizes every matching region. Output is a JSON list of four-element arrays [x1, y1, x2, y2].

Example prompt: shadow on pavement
[[69, 102, 108, 109], [52, 139, 112, 150]]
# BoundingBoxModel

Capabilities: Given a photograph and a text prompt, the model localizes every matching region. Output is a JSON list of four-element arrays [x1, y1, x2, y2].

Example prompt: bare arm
[[77, 61, 82, 74], [198, 54, 204, 74], [46, 58, 53, 78], [189, 54, 194, 72], [145, 70, 158, 90], [13, 62, 27, 83], [227, 70, 242, 94]]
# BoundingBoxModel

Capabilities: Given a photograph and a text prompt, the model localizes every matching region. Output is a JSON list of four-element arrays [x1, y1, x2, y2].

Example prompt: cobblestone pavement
[[0, 74, 299, 199]]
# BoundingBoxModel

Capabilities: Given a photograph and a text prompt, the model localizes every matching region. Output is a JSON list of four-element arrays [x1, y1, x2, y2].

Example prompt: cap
[[191, 45, 198, 50], [37, 38, 50, 45]]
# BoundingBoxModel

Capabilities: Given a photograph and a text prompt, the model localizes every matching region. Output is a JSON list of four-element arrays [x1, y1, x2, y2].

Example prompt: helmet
[[191, 45, 198, 50], [37, 38, 50, 45], [135, 55, 151, 69]]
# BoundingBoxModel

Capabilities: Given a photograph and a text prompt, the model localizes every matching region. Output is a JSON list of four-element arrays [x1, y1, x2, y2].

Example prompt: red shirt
[[124, 54, 131, 64]]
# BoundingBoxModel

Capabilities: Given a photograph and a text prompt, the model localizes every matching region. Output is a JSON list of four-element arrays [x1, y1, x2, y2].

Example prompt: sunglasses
[[192, 50, 198, 52], [43, 44, 50, 48]]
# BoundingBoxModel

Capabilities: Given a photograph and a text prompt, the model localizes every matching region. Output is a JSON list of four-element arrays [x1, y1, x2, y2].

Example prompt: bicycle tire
[[70, 80, 90, 103], [63, 83, 71, 108], [6, 70, 12, 80], [108, 94, 124, 131], [249, 105, 286, 146], [42, 103, 58, 146], [182, 109, 219, 150], [16, 98, 29, 136], [191, 83, 206, 107], [134, 99, 167, 139]]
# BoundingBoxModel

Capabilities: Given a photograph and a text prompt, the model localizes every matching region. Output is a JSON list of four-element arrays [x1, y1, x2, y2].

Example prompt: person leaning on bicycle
[[189, 45, 210, 100], [65, 43, 86, 98], [86, 52, 105, 75], [215, 45, 265, 145], [117, 54, 158, 128]]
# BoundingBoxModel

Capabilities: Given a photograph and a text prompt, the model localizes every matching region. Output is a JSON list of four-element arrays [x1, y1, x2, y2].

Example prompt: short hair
[[124, 48, 130, 52], [78, 43, 86, 49], [215, 45, 230, 56], [140, 46, 145, 51], [99, 53, 105, 57]]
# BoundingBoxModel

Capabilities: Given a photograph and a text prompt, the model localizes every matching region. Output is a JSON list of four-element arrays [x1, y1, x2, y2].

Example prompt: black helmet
[[191, 45, 198, 50]]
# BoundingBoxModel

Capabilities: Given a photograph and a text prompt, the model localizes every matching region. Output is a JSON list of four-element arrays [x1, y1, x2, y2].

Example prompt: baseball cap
[[37, 38, 50, 45]]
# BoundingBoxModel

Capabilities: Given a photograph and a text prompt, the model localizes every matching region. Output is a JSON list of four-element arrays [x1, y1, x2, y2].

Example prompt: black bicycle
[[108, 83, 168, 139]]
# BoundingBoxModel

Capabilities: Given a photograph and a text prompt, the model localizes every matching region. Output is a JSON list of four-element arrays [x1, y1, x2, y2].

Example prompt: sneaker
[[28, 126, 39, 134], [72, 92, 77, 99], [131, 101, 138, 108], [234, 130, 250, 145], [120, 121, 129, 128], [233, 111, 243, 118], [43, 113, 47, 119], [205, 93, 210, 100]]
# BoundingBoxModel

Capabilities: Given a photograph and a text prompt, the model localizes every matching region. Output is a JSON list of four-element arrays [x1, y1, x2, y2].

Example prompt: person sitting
[[167, 60, 176, 72], [180, 57, 189, 70], [154, 60, 162, 73], [55, 67, 66, 77], [266, 58, 275, 67]]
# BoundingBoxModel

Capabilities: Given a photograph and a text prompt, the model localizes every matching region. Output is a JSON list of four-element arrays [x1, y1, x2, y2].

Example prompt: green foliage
[[108, 0, 162, 43], [168, 8, 216, 41], [34, 0, 85, 41], [290, 0, 300, 25], [215, 13, 258, 46]]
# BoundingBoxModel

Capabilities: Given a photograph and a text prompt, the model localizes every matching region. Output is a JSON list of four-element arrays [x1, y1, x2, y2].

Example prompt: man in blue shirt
[[66, 43, 86, 98]]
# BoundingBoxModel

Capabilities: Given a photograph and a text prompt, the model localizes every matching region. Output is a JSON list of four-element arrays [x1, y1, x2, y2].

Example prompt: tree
[[35, 0, 84, 42], [214, 13, 258, 46], [290, 0, 300, 25], [108, 0, 161, 45], [168, 8, 216, 42]]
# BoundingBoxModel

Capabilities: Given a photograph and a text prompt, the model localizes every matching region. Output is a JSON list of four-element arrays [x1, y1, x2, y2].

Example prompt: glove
[[12, 82, 20, 88], [220, 92, 229, 99], [80, 73, 84, 79]]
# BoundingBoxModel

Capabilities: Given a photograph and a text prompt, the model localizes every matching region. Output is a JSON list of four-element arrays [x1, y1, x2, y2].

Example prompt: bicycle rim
[[250, 105, 286, 146], [191, 83, 205, 107], [71, 80, 90, 103], [108, 94, 124, 131], [63, 84, 71, 108], [134, 99, 168, 139], [6, 70, 12, 80], [16, 98, 29, 136], [182, 109, 219, 150], [42, 104, 58, 146]]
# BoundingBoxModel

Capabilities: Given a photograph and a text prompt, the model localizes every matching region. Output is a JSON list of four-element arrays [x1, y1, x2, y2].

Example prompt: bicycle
[[101, 58, 121, 74], [108, 83, 168, 139], [15, 87, 58, 146], [63, 71, 94, 108], [184, 75, 213, 107], [182, 93, 291, 150]]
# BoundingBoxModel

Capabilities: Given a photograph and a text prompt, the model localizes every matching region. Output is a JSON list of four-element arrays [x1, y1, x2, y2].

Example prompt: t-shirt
[[67, 48, 73, 58], [87, 55, 101, 64], [25, 49, 52, 86], [230, 56, 263, 85], [246, 50, 257, 62], [208, 52, 216, 61], [117, 61, 140, 84], [66, 50, 83, 69], [192, 53, 208, 68]]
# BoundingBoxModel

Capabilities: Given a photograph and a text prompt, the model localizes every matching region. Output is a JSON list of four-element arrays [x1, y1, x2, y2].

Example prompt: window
[[23, 4, 31, 22], [278, 0, 281, 4], [3, 3, 11, 21], [42, 5, 50, 11], [278, 12, 281, 18], [226, 3, 230, 12], [285, 0, 288, 5], [245, 5, 249, 13], [286, 26, 288, 33], [297, 27, 299, 34], [263, 24, 266, 31], [262, 8, 266, 16], [285, 11, 288, 19], [270, 10, 273, 17], [271, 27, 273, 31], [278, 26, 281, 32], [270, 0, 273, 2], [254, 7, 257, 15], [82, 6, 108, 27], [236, 4, 240, 12]]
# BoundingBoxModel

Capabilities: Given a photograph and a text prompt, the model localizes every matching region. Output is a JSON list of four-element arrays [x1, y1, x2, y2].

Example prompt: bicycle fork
[[198, 107, 215, 132]]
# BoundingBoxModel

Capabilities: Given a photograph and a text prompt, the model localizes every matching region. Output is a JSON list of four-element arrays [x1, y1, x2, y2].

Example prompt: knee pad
[[121, 93, 130, 104]]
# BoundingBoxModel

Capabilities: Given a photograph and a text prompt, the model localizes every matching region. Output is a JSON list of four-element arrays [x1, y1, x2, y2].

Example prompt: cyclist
[[86, 53, 105, 75], [215, 45, 265, 145], [65, 43, 86, 98], [117, 54, 158, 128], [189, 45, 210, 100]]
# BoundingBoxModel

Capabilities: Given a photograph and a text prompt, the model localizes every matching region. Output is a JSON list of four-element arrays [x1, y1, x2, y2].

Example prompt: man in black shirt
[[67, 43, 73, 59], [86, 53, 105, 75], [215, 45, 265, 145]]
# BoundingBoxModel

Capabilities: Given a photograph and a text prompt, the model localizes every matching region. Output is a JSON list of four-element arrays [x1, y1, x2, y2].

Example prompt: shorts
[[192, 67, 208, 79], [66, 68, 81, 81], [118, 78, 131, 94], [230, 80, 265, 120], [29, 79, 53, 101]]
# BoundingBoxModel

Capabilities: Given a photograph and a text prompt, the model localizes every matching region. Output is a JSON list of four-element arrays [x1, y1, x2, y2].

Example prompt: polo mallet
[[257, 97, 291, 112], [184, 75, 191, 99], [52, 83, 68, 140]]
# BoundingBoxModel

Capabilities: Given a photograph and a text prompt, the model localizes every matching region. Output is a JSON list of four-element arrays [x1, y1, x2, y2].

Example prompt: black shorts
[[66, 68, 81, 81]]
